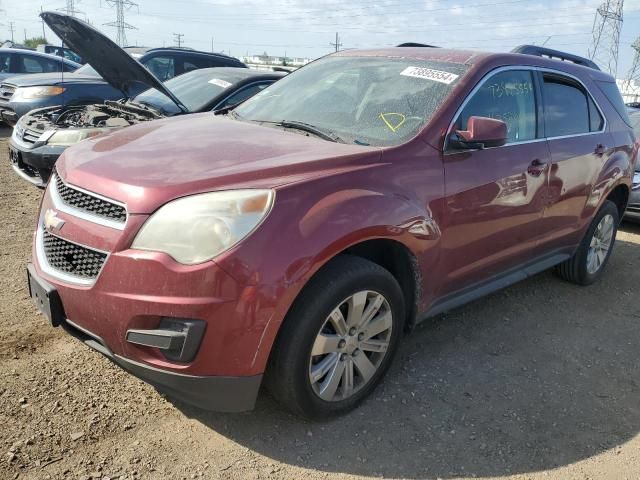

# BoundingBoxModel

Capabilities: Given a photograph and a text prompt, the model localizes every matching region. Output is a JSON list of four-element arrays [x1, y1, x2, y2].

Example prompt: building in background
[[240, 53, 312, 71]]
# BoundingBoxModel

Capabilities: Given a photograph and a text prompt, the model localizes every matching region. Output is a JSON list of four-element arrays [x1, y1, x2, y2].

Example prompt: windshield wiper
[[275, 120, 344, 143]]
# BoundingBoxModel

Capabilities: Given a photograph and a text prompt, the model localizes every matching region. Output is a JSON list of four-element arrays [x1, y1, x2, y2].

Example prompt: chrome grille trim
[[50, 173, 127, 231], [35, 224, 109, 286]]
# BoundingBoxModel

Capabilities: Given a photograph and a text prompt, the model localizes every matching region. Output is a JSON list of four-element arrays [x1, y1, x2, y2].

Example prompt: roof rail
[[396, 43, 439, 48], [511, 45, 600, 71]]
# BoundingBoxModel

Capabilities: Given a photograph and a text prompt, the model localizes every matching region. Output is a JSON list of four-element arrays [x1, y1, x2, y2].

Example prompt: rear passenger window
[[596, 80, 631, 126], [457, 70, 537, 143], [542, 76, 595, 137]]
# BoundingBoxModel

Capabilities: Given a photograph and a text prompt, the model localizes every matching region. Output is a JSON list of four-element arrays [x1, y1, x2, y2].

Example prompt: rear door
[[440, 67, 552, 293], [536, 71, 612, 251]]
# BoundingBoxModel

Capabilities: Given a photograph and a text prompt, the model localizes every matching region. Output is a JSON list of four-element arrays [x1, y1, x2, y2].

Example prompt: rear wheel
[[266, 255, 404, 418], [555, 200, 619, 285]]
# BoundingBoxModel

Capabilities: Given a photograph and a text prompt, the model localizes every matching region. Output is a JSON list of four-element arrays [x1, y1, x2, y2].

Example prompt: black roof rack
[[511, 45, 600, 71], [396, 43, 439, 48]]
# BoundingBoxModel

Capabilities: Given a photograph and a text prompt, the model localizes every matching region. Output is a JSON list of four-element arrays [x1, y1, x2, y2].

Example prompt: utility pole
[[173, 33, 184, 48], [9, 22, 15, 43], [40, 6, 46, 38], [588, 0, 624, 76], [104, 0, 138, 47], [24, 28, 27, 42], [211, 36, 214, 53], [330, 32, 342, 52]]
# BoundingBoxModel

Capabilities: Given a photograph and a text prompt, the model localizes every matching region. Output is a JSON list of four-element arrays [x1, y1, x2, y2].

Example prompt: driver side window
[[458, 70, 537, 143]]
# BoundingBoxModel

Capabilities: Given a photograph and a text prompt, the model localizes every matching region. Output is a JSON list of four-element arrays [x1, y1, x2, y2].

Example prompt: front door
[[440, 68, 551, 295]]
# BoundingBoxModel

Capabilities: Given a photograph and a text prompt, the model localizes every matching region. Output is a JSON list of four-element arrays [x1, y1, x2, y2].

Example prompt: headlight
[[46, 128, 108, 146], [132, 190, 274, 265], [12, 86, 66, 100], [633, 171, 640, 189]]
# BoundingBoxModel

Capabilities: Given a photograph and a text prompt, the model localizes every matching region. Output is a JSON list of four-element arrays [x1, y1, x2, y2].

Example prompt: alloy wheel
[[586, 213, 615, 275], [308, 290, 393, 402]]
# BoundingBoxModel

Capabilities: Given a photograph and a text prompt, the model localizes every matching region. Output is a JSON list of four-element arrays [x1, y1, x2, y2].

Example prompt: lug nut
[[353, 349, 360, 357], [338, 339, 346, 349], [349, 327, 357, 336], [357, 332, 364, 341], [340, 353, 346, 361]]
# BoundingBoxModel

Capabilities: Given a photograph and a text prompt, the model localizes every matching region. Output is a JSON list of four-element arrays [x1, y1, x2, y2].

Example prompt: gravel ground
[[1, 124, 640, 480]]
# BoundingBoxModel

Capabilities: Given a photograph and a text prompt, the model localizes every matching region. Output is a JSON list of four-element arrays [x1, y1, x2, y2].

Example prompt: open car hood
[[40, 12, 187, 112]]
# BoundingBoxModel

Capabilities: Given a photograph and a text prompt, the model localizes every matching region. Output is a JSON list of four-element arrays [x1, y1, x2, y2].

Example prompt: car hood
[[2, 72, 108, 87], [40, 12, 186, 111], [56, 114, 381, 214]]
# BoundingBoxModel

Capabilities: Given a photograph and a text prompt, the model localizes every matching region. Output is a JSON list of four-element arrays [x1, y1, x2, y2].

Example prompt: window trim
[[444, 65, 607, 153], [538, 71, 604, 139]]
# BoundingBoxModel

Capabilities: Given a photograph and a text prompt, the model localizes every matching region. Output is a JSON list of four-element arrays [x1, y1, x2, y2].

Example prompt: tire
[[266, 255, 405, 419], [555, 200, 619, 286]]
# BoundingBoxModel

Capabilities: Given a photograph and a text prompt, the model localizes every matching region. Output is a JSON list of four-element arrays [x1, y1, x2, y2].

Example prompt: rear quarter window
[[597, 81, 631, 126]]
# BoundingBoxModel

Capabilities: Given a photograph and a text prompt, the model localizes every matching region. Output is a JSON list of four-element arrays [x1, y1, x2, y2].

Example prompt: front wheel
[[555, 200, 619, 285], [266, 255, 405, 419]]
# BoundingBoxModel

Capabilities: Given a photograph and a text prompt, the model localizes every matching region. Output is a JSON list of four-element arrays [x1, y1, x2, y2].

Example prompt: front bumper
[[9, 137, 63, 187], [62, 316, 262, 412]]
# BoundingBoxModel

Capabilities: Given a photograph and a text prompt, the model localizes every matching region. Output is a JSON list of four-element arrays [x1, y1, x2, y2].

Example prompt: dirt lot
[[1, 125, 640, 480]]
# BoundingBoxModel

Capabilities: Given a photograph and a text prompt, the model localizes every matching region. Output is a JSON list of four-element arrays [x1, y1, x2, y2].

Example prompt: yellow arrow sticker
[[379, 113, 406, 133]]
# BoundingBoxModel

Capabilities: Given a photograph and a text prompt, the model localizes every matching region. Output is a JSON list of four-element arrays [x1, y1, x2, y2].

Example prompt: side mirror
[[449, 116, 508, 150]]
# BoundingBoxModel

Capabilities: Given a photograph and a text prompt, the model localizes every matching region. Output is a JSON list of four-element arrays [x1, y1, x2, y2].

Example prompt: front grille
[[20, 127, 42, 145], [0, 83, 15, 101], [54, 174, 127, 223], [42, 230, 107, 280]]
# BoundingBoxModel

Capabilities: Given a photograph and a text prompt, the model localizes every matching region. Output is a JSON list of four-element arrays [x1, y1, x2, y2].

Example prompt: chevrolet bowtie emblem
[[44, 209, 65, 232]]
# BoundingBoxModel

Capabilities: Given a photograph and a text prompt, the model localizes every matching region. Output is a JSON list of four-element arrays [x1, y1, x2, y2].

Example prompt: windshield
[[133, 68, 253, 114], [75, 63, 101, 77], [235, 56, 468, 146]]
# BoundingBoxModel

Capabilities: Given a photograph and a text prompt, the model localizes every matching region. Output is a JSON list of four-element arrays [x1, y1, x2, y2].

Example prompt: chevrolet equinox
[[27, 45, 637, 418]]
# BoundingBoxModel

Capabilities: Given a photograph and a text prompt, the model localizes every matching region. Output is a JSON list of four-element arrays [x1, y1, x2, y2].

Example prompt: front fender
[[215, 176, 441, 374]]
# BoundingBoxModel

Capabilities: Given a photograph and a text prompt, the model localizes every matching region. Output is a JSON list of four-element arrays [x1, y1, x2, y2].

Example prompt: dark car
[[0, 47, 80, 83], [27, 45, 636, 418], [0, 14, 246, 126], [626, 110, 640, 221], [10, 67, 284, 185]]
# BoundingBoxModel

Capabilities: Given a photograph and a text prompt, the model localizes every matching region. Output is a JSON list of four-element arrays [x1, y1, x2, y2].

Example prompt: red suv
[[27, 45, 636, 418]]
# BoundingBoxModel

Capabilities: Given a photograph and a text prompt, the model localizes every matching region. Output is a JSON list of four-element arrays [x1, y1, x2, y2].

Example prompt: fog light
[[126, 318, 205, 363]]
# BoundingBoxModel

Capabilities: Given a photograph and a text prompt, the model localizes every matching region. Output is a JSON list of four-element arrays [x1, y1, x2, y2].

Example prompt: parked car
[[10, 67, 284, 186], [27, 45, 636, 418], [625, 110, 640, 221], [36, 44, 85, 64], [0, 47, 79, 84], [0, 14, 247, 126]]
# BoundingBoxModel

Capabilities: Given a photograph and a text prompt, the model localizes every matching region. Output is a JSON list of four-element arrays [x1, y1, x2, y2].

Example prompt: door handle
[[527, 159, 547, 177], [595, 144, 607, 155]]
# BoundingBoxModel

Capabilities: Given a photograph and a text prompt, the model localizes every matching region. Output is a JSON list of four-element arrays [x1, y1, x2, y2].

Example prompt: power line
[[104, 0, 137, 46], [589, 0, 624, 75]]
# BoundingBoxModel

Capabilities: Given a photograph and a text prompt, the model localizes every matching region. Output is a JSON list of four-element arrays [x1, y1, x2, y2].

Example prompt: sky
[[2, 0, 640, 79]]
